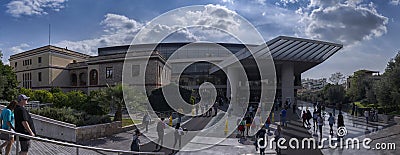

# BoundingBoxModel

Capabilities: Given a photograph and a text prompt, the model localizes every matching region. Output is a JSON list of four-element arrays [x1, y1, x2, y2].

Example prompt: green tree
[[65, 90, 88, 109], [32, 89, 54, 103], [324, 84, 345, 105], [103, 84, 125, 121], [19, 88, 34, 99], [0, 51, 19, 101], [346, 70, 369, 102], [52, 92, 69, 108]]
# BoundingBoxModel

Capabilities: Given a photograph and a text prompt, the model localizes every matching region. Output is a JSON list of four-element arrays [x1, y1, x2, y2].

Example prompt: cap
[[17, 94, 30, 102]]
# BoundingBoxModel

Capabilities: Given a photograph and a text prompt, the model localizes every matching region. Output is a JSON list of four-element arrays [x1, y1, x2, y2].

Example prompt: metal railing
[[0, 129, 164, 155]]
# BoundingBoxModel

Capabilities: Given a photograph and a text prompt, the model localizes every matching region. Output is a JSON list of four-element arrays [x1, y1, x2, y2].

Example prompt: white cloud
[[9, 43, 30, 53], [55, 13, 143, 55], [221, 0, 234, 4], [255, 0, 266, 5], [390, 0, 400, 5], [278, 0, 300, 6], [298, 0, 389, 45], [6, 0, 67, 17]]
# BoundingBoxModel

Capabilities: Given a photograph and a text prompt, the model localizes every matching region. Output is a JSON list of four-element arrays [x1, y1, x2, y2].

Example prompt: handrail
[[0, 129, 164, 155]]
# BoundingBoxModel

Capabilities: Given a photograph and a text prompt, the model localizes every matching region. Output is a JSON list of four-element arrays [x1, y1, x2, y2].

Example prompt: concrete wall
[[0, 105, 124, 143]]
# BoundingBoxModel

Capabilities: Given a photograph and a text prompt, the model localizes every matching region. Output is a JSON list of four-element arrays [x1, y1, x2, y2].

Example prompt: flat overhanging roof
[[210, 36, 343, 74]]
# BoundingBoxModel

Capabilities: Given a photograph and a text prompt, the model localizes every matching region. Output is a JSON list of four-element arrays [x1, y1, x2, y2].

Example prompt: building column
[[281, 62, 294, 103], [226, 66, 241, 104]]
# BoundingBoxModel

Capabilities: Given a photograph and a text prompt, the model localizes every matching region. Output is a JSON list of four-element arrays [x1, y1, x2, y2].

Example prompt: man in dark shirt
[[14, 94, 35, 155]]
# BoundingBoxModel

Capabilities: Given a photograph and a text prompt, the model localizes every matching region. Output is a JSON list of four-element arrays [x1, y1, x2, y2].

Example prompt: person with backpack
[[328, 113, 335, 136], [0, 101, 17, 155], [131, 129, 141, 152]]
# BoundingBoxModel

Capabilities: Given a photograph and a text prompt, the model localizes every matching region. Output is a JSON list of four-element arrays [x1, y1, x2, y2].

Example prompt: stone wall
[[76, 121, 122, 143]]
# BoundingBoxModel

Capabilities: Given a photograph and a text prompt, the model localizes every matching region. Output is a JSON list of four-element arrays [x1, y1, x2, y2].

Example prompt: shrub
[[53, 92, 69, 108], [30, 107, 111, 126], [32, 89, 54, 103]]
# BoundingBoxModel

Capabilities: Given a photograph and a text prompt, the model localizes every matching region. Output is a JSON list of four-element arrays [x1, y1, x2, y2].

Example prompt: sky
[[0, 0, 399, 79]]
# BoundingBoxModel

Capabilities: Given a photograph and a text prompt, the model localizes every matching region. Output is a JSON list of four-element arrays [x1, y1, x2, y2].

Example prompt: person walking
[[156, 118, 166, 151], [302, 111, 308, 128], [131, 129, 141, 152], [351, 103, 355, 116], [0, 101, 17, 155], [292, 101, 297, 114], [317, 114, 324, 140], [280, 108, 287, 127], [337, 112, 345, 139], [14, 94, 35, 155], [364, 110, 369, 125], [173, 123, 184, 151], [313, 109, 319, 132], [213, 103, 218, 117], [142, 112, 151, 132], [265, 116, 271, 133], [253, 114, 261, 132], [245, 114, 252, 136], [306, 109, 312, 127], [328, 113, 335, 136], [274, 125, 282, 155], [255, 126, 267, 155]]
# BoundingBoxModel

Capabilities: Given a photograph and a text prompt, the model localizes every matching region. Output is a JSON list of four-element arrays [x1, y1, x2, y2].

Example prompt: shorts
[[0, 133, 14, 141], [20, 140, 31, 152], [246, 124, 251, 127]]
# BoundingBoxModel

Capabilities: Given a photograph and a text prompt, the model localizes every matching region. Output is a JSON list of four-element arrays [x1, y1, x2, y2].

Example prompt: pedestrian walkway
[[297, 101, 396, 155]]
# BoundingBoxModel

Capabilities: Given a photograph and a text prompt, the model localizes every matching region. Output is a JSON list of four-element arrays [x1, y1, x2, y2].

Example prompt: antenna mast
[[48, 24, 51, 45]]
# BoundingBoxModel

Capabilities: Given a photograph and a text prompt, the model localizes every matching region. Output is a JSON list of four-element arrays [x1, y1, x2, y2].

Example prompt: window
[[79, 73, 86, 86], [14, 62, 17, 68], [38, 72, 42, 82], [71, 74, 77, 86], [38, 57, 42, 63], [29, 59, 32, 65], [106, 67, 113, 79], [132, 65, 140, 77], [89, 70, 98, 85], [22, 72, 32, 88]]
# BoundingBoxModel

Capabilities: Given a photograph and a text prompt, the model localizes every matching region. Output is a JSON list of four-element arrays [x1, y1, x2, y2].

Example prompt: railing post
[[76, 147, 79, 155], [15, 135, 19, 155]]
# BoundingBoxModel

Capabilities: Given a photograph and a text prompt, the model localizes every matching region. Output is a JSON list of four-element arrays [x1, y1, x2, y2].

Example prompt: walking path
[[297, 101, 397, 155]]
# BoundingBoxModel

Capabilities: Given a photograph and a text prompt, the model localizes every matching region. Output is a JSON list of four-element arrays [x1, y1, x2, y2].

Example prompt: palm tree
[[104, 84, 125, 121]]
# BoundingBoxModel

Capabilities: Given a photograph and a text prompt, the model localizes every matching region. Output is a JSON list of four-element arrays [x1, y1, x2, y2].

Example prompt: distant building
[[9, 45, 170, 93], [346, 70, 381, 89], [301, 78, 328, 90]]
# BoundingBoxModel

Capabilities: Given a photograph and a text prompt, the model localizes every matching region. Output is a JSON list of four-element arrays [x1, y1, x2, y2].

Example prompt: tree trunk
[[114, 104, 122, 121]]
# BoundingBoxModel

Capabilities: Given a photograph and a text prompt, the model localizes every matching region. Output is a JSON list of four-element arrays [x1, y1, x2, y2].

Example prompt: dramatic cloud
[[6, 0, 67, 17], [298, 0, 389, 45]]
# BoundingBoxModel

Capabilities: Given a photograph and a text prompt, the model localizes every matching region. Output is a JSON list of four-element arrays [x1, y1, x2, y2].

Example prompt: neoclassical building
[[9, 45, 170, 93]]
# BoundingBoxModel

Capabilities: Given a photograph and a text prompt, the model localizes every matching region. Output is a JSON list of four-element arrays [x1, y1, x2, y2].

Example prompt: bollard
[[224, 119, 229, 135], [272, 112, 274, 123], [169, 115, 173, 126]]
